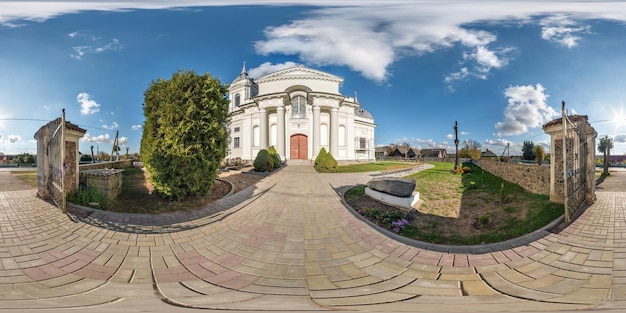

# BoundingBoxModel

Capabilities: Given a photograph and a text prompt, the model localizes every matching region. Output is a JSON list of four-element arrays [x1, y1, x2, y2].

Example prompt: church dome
[[354, 107, 373, 119]]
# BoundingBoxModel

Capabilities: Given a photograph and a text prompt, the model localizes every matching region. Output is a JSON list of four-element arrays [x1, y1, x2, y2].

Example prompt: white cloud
[[247, 61, 299, 78], [485, 138, 512, 146], [131, 124, 143, 131], [495, 84, 558, 136], [77, 92, 100, 115], [8, 134, 22, 143], [0, 133, 3, 142], [3, 1, 626, 82], [614, 134, 626, 143], [102, 122, 119, 130], [80, 132, 110, 143], [118, 137, 129, 145], [446, 134, 454, 139], [540, 16, 590, 48], [460, 131, 470, 136], [69, 33, 122, 60]]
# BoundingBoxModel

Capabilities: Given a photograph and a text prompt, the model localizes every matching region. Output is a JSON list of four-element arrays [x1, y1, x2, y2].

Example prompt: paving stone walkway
[[0, 166, 625, 311]]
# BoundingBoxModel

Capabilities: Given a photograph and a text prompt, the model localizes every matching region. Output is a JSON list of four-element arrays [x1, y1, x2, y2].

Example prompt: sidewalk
[[0, 168, 625, 312]]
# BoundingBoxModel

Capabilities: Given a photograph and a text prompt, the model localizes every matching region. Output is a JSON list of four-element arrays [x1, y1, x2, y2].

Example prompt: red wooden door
[[290, 134, 308, 159]]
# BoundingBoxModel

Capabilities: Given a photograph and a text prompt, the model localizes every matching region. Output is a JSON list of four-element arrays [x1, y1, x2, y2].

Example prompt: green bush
[[67, 187, 112, 210], [315, 148, 338, 173], [254, 149, 274, 172], [267, 146, 281, 169], [314, 147, 327, 170], [140, 70, 228, 201]]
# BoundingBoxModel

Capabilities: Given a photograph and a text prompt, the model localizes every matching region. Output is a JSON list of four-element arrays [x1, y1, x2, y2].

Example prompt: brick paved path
[[0, 167, 625, 311]]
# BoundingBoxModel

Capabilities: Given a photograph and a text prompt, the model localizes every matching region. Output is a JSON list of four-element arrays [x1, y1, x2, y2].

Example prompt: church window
[[338, 125, 346, 146], [234, 127, 240, 133], [291, 95, 306, 118], [235, 93, 241, 106], [233, 137, 240, 148], [320, 124, 328, 146], [253, 126, 260, 147]]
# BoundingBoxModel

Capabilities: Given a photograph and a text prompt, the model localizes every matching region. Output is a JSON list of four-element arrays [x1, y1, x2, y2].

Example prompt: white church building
[[227, 64, 376, 162]]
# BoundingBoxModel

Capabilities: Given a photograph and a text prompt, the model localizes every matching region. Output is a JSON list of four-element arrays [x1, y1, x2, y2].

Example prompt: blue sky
[[1, 1, 626, 157]]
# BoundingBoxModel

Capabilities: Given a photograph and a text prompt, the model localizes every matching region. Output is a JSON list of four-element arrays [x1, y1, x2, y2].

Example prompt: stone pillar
[[313, 105, 320, 157], [330, 108, 339, 156], [260, 109, 268, 149], [542, 115, 596, 204], [277, 106, 286, 159]]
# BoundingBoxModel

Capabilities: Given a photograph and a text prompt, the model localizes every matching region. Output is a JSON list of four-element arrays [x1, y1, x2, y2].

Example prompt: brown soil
[[106, 166, 263, 214]]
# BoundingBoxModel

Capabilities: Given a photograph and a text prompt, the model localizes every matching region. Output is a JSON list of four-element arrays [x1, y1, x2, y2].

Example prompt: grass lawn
[[11, 171, 38, 187], [336, 161, 416, 173], [346, 162, 563, 245]]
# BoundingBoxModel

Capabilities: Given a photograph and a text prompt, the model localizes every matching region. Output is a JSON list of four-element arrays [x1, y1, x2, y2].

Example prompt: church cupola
[[228, 62, 258, 112]]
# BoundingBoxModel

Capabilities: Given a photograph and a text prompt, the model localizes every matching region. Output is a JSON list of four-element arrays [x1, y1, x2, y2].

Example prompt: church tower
[[228, 62, 258, 112]]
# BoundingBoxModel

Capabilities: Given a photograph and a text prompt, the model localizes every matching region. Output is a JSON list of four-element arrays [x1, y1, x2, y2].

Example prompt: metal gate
[[561, 102, 588, 223], [47, 111, 66, 212]]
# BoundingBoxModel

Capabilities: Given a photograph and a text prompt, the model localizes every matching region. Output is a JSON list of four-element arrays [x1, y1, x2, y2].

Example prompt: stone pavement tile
[[584, 274, 612, 289], [517, 274, 564, 290], [403, 268, 440, 280], [475, 263, 509, 273], [334, 275, 382, 288], [547, 287, 609, 305], [395, 279, 460, 296], [461, 280, 499, 296], [481, 271, 559, 301], [0, 294, 123, 310], [314, 290, 417, 306], [439, 273, 481, 281], [312, 275, 414, 299], [207, 295, 323, 311], [241, 283, 307, 295], [307, 274, 337, 290], [255, 277, 306, 288], [552, 268, 591, 280], [0, 285, 31, 300], [611, 285, 626, 301]]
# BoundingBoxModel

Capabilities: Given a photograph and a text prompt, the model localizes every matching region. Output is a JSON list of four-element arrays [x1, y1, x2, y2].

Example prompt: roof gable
[[255, 66, 344, 83]]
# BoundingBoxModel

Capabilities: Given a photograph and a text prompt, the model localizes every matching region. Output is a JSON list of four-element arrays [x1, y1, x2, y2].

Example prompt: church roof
[[254, 65, 344, 83], [231, 62, 253, 84], [354, 107, 373, 119]]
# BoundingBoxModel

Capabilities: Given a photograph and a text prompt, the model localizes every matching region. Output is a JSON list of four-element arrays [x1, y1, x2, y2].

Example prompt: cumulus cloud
[[614, 134, 626, 143], [118, 137, 129, 145], [485, 138, 512, 146], [247, 61, 299, 78], [8, 134, 22, 143], [0, 133, 3, 142], [460, 131, 470, 136], [131, 124, 143, 131], [540, 16, 590, 48], [80, 132, 110, 143], [77, 92, 100, 115], [102, 122, 119, 130], [3, 1, 626, 83], [495, 84, 558, 136], [446, 134, 454, 139]]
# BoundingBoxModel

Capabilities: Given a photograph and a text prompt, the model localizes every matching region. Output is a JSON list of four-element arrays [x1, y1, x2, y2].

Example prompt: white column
[[260, 109, 268, 149], [277, 106, 285, 158], [330, 108, 338, 156], [313, 105, 321, 156]]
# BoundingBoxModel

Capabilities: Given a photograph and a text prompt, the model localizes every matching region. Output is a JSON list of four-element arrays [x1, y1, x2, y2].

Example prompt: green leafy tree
[[598, 135, 613, 176], [533, 145, 546, 165], [522, 140, 535, 161], [459, 139, 482, 159], [141, 70, 228, 200]]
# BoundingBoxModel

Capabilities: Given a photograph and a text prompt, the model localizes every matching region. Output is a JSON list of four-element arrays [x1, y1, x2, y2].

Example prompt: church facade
[[227, 65, 376, 162]]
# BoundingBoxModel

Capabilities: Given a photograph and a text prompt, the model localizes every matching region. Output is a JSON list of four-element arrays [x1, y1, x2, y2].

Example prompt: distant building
[[481, 149, 498, 160], [420, 148, 448, 159], [227, 64, 376, 161]]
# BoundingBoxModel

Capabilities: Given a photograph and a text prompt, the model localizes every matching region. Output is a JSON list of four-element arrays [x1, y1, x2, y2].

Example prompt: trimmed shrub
[[254, 149, 274, 172], [315, 148, 338, 173], [267, 146, 281, 169]]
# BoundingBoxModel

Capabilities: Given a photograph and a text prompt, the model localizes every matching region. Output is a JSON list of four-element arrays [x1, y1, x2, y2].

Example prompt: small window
[[291, 95, 306, 118], [233, 137, 240, 148], [234, 127, 240, 133], [359, 137, 367, 149], [235, 93, 241, 106]]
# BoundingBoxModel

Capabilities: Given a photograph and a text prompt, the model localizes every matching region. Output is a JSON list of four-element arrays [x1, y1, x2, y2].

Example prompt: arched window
[[320, 124, 328, 146], [291, 96, 306, 118], [234, 93, 241, 106], [338, 125, 346, 146], [270, 124, 277, 146], [253, 126, 260, 147]]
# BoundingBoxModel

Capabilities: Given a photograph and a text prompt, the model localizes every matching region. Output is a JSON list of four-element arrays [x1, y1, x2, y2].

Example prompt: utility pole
[[454, 121, 460, 171]]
